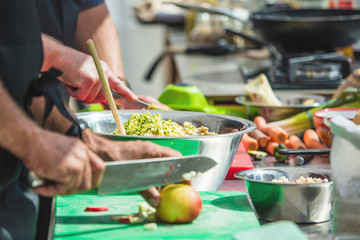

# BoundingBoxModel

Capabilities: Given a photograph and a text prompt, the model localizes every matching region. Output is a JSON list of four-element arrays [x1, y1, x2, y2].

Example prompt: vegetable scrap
[[111, 202, 156, 224], [112, 111, 215, 136], [84, 206, 109, 212]]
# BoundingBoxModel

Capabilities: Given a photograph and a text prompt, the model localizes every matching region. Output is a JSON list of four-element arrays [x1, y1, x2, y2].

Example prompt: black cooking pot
[[250, 8, 360, 53]]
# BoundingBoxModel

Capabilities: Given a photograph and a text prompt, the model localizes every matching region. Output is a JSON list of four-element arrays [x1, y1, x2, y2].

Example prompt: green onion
[[267, 88, 360, 135]]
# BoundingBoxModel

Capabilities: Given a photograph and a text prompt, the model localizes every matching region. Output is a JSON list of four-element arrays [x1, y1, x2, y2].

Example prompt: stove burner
[[295, 61, 342, 82], [267, 52, 352, 90]]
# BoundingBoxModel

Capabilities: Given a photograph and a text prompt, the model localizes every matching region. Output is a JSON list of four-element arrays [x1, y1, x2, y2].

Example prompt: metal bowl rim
[[76, 110, 257, 139], [234, 167, 333, 186], [235, 92, 326, 108]]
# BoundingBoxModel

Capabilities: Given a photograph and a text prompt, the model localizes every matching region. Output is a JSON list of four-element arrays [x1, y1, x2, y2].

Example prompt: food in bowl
[[112, 112, 215, 136], [313, 108, 359, 147], [272, 176, 329, 183], [235, 167, 332, 223]]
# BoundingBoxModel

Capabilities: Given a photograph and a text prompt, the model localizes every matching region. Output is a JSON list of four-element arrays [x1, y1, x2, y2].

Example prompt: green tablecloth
[[54, 191, 260, 239]]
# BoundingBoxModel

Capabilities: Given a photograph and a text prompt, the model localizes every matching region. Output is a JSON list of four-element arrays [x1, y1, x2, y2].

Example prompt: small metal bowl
[[235, 167, 333, 223], [235, 92, 327, 122]]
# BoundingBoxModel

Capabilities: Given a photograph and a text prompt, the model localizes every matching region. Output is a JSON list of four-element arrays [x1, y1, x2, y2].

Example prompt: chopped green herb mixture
[[112, 112, 215, 136]]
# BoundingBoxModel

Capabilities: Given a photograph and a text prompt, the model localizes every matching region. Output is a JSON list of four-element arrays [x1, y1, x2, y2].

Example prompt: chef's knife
[[111, 91, 150, 109], [28, 155, 217, 195]]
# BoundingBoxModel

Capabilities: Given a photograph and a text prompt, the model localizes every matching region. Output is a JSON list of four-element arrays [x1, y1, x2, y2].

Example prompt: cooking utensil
[[164, 1, 249, 23], [97, 155, 216, 194], [171, 3, 360, 53], [28, 155, 217, 194], [235, 92, 327, 122], [87, 39, 126, 135], [76, 110, 257, 191], [293, 155, 314, 166], [250, 8, 360, 53], [235, 167, 333, 223], [112, 91, 150, 109], [278, 148, 330, 156]]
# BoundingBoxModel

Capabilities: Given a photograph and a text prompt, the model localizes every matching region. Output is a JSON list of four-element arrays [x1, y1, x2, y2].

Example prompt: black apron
[[0, 1, 81, 239], [0, 0, 43, 240]]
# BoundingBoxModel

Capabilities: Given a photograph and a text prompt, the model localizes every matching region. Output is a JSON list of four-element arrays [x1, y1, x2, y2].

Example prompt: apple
[[156, 183, 202, 223]]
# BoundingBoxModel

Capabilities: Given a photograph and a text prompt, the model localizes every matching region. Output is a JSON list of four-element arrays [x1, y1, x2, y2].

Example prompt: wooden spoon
[[87, 39, 126, 135], [353, 109, 360, 125]]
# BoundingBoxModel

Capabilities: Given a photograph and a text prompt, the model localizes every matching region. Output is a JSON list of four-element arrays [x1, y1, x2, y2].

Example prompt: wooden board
[[54, 191, 260, 239]]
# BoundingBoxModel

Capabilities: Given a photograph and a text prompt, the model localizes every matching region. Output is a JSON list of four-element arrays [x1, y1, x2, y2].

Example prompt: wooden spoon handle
[[87, 39, 126, 135], [353, 109, 360, 125]]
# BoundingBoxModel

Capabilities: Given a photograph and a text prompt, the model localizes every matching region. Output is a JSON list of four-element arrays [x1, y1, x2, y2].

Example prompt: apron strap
[[24, 68, 82, 138]]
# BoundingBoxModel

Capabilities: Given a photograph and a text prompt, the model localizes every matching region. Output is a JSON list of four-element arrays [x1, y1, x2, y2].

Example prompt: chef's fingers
[[88, 151, 106, 188], [108, 73, 138, 102], [139, 187, 160, 208]]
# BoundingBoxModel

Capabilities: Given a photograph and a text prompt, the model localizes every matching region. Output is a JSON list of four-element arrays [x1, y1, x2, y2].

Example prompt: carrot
[[248, 129, 270, 148], [241, 133, 259, 151], [303, 129, 327, 149], [284, 139, 291, 149], [288, 135, 306, 149], [266, 141, 279, 155], [254, 116, 288, 144]]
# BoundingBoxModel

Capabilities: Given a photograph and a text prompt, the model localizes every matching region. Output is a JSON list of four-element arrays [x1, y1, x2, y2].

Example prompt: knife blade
[[28, 155, 217, 195], [111, 91, 150, 109], [97, 155, 216, 194]]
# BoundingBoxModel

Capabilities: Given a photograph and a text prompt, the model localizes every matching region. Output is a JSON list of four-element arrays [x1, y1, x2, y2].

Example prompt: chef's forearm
[[0, 81, 43, 160], [40, 34, 68, 72], [75, 3, 126, 81]]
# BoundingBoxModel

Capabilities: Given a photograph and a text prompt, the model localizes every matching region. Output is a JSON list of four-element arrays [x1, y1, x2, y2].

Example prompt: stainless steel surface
[[112, 91, 150, 109], [98, 155, 217, 194], [76, 110, 256, 191], [235, 92, 327, 122], [235, 167, 333, 223]]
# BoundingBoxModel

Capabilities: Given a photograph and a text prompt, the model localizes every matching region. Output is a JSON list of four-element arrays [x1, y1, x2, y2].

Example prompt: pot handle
[[225, 28, 282, 62]]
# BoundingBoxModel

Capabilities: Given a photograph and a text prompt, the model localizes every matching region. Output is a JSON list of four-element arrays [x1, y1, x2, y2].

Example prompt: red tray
[[225, 141, 253, 180]]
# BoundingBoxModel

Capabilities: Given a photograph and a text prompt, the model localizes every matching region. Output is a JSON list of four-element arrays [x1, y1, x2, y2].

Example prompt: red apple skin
[[156, 183, 202, 223]]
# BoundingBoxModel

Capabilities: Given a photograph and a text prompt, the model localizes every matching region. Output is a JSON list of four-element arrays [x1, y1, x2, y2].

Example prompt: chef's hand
[[137, 95, 172, 110], [22, 129, 105, 197], [60, 49, 137, 104], [81, 129, 181, 161], [41, 34, 137, 104]]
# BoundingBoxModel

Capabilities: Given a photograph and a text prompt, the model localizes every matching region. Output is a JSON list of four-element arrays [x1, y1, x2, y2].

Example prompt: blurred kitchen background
[[104, 0, 360, 106]]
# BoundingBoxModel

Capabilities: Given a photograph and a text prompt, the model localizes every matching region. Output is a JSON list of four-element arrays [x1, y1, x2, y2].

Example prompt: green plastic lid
[[158, 83, 209, 112], [158, 83, 245, 118]]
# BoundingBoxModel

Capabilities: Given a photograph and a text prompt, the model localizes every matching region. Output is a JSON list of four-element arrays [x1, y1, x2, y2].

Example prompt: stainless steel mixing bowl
[[235, 92, 327, 122], [76, 110, 256, 191], [235, 167, 333, 223]]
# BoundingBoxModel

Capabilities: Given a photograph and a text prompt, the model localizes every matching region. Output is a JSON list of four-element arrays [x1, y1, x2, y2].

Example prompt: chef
[[37, 0, 168, 108], [0, 1, 180, 239]]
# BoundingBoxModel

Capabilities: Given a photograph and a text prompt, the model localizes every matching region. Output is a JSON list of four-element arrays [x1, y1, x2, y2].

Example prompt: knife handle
[[27, 171, 52, 188], [278, 148, 330, 156]]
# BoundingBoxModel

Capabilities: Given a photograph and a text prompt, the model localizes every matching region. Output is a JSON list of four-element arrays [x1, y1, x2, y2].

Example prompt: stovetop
[[239, 51, 353, 90]]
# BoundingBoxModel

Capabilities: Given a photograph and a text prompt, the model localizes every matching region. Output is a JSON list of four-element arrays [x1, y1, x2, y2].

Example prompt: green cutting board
[[54, 191, 260, 240]]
